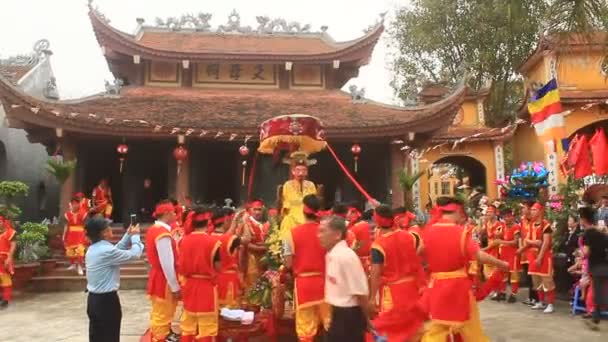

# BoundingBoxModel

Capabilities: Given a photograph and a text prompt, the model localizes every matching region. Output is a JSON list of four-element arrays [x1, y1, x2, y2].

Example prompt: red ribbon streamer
[[326, 143, 376, 205]]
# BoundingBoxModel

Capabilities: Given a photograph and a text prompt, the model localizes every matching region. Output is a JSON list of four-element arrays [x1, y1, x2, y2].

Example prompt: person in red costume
[[284, 194, 330, 341], [347, 206, 372, 273], [74, 192, 91, 216], [92, 179, 113, 219], [393, 207, 420, 234], [0, 216, 16, 309], [418, 196, 508, 342], [368, 205, 425, 342], [63, 197, 88, 275], [241, 200, 269, 292], [518, 202, 556, 314], [495, 209, 521, 303], [331, 203, 357, 249], [146, 202, 181, 342], [210, 207, 244, 308], [178, 207, 221, 342], [481, 205, 504, 300]]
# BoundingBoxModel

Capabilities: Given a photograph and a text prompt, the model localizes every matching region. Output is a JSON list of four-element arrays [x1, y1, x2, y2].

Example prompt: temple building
[[0, 5, 466, 222], [415, 85, 515, 207], [0, 39, 60, 220], [514, 32, 608, 199]]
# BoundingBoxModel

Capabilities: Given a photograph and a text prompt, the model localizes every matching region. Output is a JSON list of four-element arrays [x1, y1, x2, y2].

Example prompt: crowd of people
[[2, 170, 608, 340]]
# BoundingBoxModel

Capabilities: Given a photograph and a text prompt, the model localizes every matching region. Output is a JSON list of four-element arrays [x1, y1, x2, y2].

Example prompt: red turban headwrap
[[248, 200, 264, 209], [153, 203, 175, 218], [374, 212, 394, 228], [303, 204, 319, 217]]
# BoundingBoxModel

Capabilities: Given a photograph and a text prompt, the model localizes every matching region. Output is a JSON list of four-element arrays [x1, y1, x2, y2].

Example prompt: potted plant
[[0, 181, 29, 220], [13, 222, 49, 289], [45, 157, 77, 185], [398, 168, 424, 212]]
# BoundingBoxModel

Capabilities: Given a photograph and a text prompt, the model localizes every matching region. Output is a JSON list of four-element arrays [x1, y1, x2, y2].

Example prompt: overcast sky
[[0, 0, 408, 103]]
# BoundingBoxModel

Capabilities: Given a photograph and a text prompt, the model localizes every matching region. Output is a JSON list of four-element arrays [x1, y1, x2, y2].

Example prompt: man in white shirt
[[318, 215, 370, 342]]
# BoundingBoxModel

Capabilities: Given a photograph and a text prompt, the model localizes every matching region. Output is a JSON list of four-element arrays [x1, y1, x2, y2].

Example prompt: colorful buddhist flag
[[527, 78, 566, 150]]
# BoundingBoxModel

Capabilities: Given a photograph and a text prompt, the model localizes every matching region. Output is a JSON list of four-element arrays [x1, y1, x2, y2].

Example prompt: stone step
[[30, 274, 148, 292]]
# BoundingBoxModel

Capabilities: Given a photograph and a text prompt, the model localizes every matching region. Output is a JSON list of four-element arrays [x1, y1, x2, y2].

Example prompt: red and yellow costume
[[212, 232, 241, 308], [419, 218, 489, 342], [179, 229, 221, 342], [524, 205, 555, 303], [370, 229, 424, 341], [464, 223, 480, 285], [92, 183, 112, 218], [243, 214, 268, 290], [286, 222, 330, 341], [64, 207, 88, 265], [146, 205, 179, 342], [0, 218, 16, 303], [499, 222, 521, 294], [483, 214, 504, 279], [350, 220, 371, 271]]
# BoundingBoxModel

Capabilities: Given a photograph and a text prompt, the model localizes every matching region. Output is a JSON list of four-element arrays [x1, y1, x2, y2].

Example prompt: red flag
[[568, 134, 592, 179], [590, 128, 608, 176]]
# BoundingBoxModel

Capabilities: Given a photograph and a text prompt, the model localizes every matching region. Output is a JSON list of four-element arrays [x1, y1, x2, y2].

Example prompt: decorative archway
[[425, 155, 488, 206], [569, 118, 608, 140]]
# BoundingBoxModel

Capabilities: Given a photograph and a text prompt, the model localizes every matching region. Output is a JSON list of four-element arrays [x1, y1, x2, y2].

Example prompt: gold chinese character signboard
[[194, 63, 277, 88]]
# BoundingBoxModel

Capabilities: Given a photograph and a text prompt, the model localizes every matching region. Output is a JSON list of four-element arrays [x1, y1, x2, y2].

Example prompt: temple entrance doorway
[[429, 155, 487, 205], [190, 142, 240, 206]]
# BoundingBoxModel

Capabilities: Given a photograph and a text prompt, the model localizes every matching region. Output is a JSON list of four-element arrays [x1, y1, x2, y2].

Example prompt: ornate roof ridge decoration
[[88, 1, 384, 63], [150, 10, 322, 35], [0, 39, 51, 67]]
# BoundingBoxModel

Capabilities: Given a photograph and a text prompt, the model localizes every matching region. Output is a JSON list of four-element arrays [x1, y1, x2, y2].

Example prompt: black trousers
[[522, 263, 538, 301], [327, 306, 366, 342], [590, 265, 608, 322], [87, 291, 122, 342]]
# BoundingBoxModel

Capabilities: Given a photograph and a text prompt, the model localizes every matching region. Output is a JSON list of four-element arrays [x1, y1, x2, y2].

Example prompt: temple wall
[[556, 53, 608, 90], [0, 105, 60, 222]]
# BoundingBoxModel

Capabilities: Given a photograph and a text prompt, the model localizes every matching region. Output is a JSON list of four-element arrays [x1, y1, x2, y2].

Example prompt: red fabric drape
[[590, 128, 608, 176], [568, 134, 592, 179]]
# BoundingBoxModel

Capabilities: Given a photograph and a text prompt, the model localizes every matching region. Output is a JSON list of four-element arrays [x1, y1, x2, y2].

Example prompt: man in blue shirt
[[85, 217, 143, 342]]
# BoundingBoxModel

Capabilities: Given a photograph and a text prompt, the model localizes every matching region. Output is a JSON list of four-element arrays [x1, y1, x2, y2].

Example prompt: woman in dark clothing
[[560, 215, 582, 266]]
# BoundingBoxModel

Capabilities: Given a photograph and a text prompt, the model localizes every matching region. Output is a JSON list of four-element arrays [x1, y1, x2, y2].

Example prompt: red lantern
[[173, 145, 189, 175], [239, 145, 250, 157], [351, 144, 361, 172], [116, 143, 128, 173], [239, 145, 250, 186]]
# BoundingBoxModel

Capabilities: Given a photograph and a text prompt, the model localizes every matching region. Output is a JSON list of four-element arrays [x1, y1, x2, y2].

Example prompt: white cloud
[[0, 0, 407, 103]]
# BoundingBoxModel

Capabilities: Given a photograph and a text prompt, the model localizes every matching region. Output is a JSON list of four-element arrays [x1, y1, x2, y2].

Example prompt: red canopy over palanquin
[[258, 114, 326, 154]]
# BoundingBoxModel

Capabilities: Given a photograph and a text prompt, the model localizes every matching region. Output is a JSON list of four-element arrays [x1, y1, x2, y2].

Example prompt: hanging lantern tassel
[[239, 145, 250, 187], [116, 143, 129, 173], [351, 144, 361, 173], [242, 160, 247, 186]]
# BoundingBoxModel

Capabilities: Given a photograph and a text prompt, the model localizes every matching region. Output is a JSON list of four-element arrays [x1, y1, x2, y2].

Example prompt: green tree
[[544, 0, 608, 37], [389, 0, 608, 126], [398, 169, 424, 211]]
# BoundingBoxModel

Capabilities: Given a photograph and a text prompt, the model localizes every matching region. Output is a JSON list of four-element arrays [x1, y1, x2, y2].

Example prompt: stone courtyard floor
[[0, 290, 606, 341]]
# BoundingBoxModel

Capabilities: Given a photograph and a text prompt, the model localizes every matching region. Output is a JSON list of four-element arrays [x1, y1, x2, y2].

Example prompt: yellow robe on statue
[[279, 180, 316, 237]]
